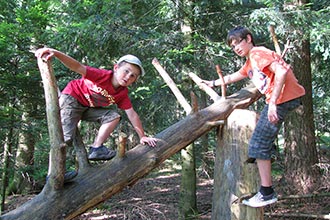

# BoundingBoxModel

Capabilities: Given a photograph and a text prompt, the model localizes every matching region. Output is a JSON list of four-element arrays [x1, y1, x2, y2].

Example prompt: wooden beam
[[152, 58, 192, 114], [269, 25, 282, 55], [216, 65, 226, 99], [188, 72, 222, 102], [37, 57, 66, 190]]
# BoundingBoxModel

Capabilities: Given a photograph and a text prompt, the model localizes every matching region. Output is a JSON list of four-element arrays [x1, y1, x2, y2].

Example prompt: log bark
[[37, 57, 67, 190], [211, 109, 263, 220], [1, 77, 261, 219]]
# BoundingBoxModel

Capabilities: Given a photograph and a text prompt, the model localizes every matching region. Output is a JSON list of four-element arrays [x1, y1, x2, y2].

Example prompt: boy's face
[[230, 35, 253, 57], [113, 62, 141, 87]]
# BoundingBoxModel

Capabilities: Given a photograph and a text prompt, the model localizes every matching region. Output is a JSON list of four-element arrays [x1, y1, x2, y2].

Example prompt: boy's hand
[[140, 136, 158, 147], [268, 103, 279, 124], [35, 48, 55, 61], [202, 80, 215, 88]]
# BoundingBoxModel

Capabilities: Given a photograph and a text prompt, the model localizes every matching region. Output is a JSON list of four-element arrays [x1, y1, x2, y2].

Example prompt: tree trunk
[[284, 39, 320, 193], [177, 0, 199, 218], [1, 81, 261, 219], [37, 57, 67, 191], [1, 102, 16, 214], [7, 112, 35, 194], [212, 109, 263, 220], [283, 0, 320, 194], [179, 144, 197, 219], [1, 133, 13, 214]]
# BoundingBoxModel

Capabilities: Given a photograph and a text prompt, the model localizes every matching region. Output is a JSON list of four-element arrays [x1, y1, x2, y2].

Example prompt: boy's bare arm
[[125, 108, 157, 147], [35, 48, 87, 76], [267, 61, 288, 124], [203, 71, 246, 88], [268, 61, 288, 104]]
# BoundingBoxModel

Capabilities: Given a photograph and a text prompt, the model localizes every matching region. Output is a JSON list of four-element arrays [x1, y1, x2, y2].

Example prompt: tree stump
[[212, 109, 264, 220]]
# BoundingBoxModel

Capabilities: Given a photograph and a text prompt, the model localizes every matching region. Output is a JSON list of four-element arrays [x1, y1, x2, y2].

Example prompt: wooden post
[[216, 65, 226, 99], [188, 72, 221, 102], [118, 132, 128, 158], [152, 58, 192, 114], [72, 128, 90, 172], [212, 109, 264, 220], [37, 57, 66, 190], [269, 25, 282, 55]]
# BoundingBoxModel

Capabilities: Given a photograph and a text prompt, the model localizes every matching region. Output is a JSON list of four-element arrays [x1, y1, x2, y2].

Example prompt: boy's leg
[[243, 106, 279, 207], [59, 94, 86, 145], [243, 98, 302, 207], [93, 118, 121, 147], [257, 159, 272, 187], [82, 108, 121, 160]]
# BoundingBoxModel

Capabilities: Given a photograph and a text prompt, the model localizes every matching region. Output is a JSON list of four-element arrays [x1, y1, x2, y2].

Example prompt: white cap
[[117, 54, 145, 76]]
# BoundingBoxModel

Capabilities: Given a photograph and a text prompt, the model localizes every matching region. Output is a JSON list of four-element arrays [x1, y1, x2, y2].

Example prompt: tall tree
[[176, 0, 198, 218], [283, 0, 320, 194], [7, 111, 36, 194], [1, 103, 16, 214]]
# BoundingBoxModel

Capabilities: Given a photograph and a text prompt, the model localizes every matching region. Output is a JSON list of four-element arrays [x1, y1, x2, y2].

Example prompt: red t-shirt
[[62, 66, 132, 110], [239, 46, 305, 104]]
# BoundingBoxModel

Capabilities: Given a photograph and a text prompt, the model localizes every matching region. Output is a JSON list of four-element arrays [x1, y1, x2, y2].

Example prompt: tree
[[177, 0, 198, 218], [7, 111, 36, 194], [283, 0, 320, 194]]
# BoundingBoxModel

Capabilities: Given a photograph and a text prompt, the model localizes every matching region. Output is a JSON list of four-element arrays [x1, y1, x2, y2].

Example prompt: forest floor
[[4, 149, 330, 220]]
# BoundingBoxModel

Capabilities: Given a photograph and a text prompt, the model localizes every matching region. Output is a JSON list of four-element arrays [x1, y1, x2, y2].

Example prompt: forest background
[[0, 0, 329, 219]]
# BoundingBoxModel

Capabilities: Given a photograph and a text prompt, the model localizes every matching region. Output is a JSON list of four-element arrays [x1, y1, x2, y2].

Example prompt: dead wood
[[0, 58, 261, 220], [37, 57, 67, 191]]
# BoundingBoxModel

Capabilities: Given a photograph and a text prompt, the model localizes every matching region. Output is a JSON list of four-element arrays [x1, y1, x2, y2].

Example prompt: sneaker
[[46, 170, 78, 183], [242, 191, 277, 208], [64, 170, 78, 183], [88, 145, 116, 161]]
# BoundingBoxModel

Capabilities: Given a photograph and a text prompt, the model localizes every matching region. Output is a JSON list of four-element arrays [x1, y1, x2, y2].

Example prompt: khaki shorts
[[59, 94, 120, 144]]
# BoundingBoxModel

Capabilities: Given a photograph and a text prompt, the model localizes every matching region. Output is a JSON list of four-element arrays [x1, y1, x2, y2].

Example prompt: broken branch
[[281, 39, 293, 58], [152, 58, 192, 114], [269, 25, 282, 55], [216, 65, 226, 99], [188, 72, 221, 102]]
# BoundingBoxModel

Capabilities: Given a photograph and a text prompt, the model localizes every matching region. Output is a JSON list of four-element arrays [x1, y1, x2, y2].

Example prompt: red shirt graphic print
[[62, 66, 132, 110]]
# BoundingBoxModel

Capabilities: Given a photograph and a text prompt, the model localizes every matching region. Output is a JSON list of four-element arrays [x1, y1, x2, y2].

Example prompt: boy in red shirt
[[35, 48, 157, 165], [203, 26, 305, 207]]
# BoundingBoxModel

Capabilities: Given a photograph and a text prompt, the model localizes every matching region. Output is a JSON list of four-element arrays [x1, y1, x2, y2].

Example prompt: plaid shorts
[[59, 94, 121, 144], [248, 98, 302, 160]]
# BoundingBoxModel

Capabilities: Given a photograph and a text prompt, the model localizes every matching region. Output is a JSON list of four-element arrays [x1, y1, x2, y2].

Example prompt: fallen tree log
[[1, 84, 261, 220], [1, 58, 261, 219]]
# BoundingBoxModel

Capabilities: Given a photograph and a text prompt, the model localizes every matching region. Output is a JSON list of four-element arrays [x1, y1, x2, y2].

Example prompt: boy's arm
[[267, 61, 288, 124], [125, 107, 157, 147], [35, 48, 87, 76], [203, 71, 246, 88]]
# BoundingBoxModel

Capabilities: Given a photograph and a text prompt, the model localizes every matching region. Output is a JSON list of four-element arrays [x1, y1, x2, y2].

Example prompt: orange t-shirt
[[239, 46, 305, 104]]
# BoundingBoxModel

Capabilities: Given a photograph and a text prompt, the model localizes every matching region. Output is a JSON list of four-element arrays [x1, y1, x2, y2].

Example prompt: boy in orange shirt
[[203, 26, 305, 207]]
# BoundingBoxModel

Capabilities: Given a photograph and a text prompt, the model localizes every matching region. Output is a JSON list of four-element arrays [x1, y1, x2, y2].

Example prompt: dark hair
[[226, 26, 255, 46]]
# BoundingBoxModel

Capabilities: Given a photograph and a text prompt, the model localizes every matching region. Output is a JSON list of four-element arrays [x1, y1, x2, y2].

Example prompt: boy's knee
[[101, 114, 121, 125]]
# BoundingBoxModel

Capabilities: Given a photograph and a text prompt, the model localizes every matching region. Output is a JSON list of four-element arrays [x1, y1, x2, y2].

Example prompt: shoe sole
[[46, 171, 78, 184], [64, 171, 78, 183], [88, 151, 116, 161], [242, 197, 278, 208]]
